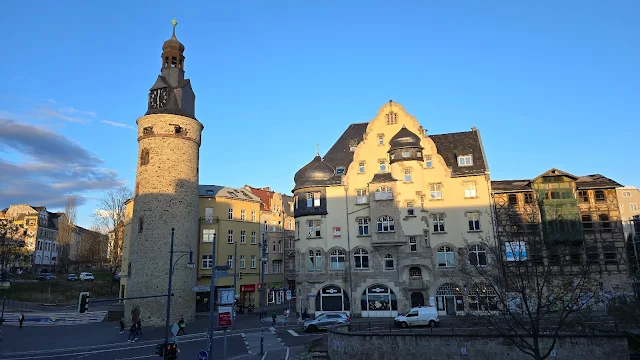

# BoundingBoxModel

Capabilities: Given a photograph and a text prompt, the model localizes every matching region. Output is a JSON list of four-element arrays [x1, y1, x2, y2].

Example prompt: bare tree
[[0, 219, 28, 276], [77, 226, 106, 265], [92, 186, 132, 290], [458, 199, 606, 360], [55, 196, 77, 272]]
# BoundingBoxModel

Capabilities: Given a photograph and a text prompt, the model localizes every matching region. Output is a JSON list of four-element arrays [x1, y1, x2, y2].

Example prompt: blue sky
[[2, 1, 639, 228]]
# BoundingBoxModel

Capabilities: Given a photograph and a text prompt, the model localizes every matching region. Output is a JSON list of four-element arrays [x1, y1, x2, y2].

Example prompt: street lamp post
[[164, 228, 194, 346], [259, 240, 267, 355]]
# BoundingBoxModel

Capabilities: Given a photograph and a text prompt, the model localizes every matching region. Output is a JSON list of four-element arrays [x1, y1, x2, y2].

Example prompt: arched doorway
[[410, 292, 425, 308], [315, 285, 350, 316], [436, 283, 464, 315], [360, 284, 398, 318]]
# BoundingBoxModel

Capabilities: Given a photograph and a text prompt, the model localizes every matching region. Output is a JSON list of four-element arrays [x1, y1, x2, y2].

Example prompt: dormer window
[[458, 155, 473, 167], [206, 190, 214, 195], [336, 167, 345, 175], [402, 151, 410, 158], [349, 139, 358, 152]]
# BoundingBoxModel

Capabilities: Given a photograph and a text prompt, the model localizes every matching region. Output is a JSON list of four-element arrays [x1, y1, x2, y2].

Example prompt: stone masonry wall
[[126, 113, 203, 327], [328, 327, 629, 360]]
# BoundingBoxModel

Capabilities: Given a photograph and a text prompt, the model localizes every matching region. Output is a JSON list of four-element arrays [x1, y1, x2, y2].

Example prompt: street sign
[[215, 265, 230, 271], [192, 285, 210, 292], [214, 271, 230, 278], [171, 322, 179, 336], [286, 290, 292, 301], [218, 306, 232, 327], [218, 288, 235, 305], [198, 350, 208, 360]]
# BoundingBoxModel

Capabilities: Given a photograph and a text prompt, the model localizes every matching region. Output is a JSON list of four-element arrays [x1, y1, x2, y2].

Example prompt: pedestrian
[[127, 323, 137, 342], [18, 313, 24, 329], [135, 318, 142, 338], [271, 311, 277, 327], [177, 316, 185, 335], [119, 317, 125, 334]]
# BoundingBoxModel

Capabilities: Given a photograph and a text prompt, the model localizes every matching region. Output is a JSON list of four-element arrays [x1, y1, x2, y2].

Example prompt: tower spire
[[316, 143, 320, 157], [171, 15, 178, 37]]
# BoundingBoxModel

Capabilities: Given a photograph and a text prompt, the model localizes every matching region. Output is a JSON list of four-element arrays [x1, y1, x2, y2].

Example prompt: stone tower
[[125, 19, 203, 327]]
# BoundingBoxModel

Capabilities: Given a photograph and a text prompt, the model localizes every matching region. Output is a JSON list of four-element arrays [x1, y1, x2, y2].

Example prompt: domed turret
[[388, 126, 424, 164], [293, 155, 334, 190]]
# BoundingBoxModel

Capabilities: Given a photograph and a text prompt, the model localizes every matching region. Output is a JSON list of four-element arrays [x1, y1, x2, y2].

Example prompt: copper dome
[[389, 126, 422, 151], [294, 155, 334, 189]]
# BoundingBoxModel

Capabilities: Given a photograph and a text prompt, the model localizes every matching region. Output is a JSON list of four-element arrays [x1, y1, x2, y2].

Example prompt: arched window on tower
[[140, 149, 150, 166]]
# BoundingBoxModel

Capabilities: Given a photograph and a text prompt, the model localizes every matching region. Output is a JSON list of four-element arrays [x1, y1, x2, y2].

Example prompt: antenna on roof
[[316, 143, 320, 156]]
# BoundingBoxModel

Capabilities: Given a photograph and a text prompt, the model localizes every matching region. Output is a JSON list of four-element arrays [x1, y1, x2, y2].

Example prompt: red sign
[[240, 284, 256, 292], [257, 283, 262, 289], [218, 306, 232, 327]]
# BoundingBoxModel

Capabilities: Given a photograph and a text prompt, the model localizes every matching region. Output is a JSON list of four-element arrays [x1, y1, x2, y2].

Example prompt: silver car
[[303, 312, 351, 332]]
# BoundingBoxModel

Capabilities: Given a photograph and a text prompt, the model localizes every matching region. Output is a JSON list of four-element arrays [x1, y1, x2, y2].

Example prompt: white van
[[394, 306, 439, 328]]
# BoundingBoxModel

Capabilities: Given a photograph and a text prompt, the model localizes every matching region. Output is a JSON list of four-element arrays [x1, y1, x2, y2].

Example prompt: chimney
[[263, 187, 270, 191]]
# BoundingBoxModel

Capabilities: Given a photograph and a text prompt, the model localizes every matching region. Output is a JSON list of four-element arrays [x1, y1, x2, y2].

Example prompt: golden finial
[[171, 14, 178, 36]]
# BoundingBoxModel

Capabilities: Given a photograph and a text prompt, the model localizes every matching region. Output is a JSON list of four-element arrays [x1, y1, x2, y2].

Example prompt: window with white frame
[[432, 213, 445, 232], [307, 220, 321, 237], [203, 229, 216, 242], [306, 193, 313, 207], [313, 192, 321, 207], [631, 203, 638, 212], [467, 212, 480, 231], [251, 231, 256, 244], [277, 241, 283, 252], [205, 207, 214, 223], [288, 238, 293, 249], [384, 254, 394, 269], [623, 191, 631, 197], [404, 168, 412, 182], [359, 162, 365, 173], [378, 134, 384, 145], [379, 159, 387, 172], [377, 215, 395, 232], [240, 230, 246, 243], [409, 267, 422, 277], [356, 189, 368, 204], [423, 230, 430, 247], [239, 209, 245, 221], [273, 260, 281, 273], [315, 250, 323, 271], [263, 222, 268, 231], [386, 112, 397, 124], [469, 245, 487, 266], [251, 255, 256, 268], [330, 249, 346, 270], [288, 219, 293, 229], [458, 155, 473, 166], [354, 249, 369, 269], [464, 181, 477, 198], [430, 183, 443, 199], [201, 255, 213, 269], [227, 255, 233, 268], [409, 236, 417, 251], [336, 167, 345, 175], [251, 210, 256, 222], [407, 201, 415, 216], [375, 186, 393, 200], [358, 217, 370, 235], [437, 246, 455, 267], [227, 230, 234, 243], [228, 208, 233, 220], [425, 155, 433, 168], [272, 221, 277, 232], [308, 250, 322, 271], [240, 255, 246, 268]]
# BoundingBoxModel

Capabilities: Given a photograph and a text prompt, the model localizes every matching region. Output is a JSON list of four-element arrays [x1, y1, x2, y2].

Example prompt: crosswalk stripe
[[1, 311, 108, 326]]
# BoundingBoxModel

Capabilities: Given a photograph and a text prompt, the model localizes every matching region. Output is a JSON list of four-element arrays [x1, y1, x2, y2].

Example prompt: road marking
[[285, 347, 290, 360], [261, 351, 269, 360], [114, 355, 156, 360], [269, 326, 276, 332], [287, 329, 300, 337]]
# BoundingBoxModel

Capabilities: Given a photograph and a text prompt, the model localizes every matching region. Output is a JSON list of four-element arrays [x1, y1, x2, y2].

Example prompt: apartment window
[[353, 249, 369, 269], [631, 203, 638, 212], [306, 193, 313, 207], [377, 215, 395, 232], [251, 231, 256, 244], [404, 168, 412, 182], [313, 192, 321, 207], [228, 208, 233, 220], [577, 190, 589, 203], [437, 246, 455, 268], [358, 218, 370, 235], [263, 222, 268, 231], [603, 245, 617, 264], [586, 246, 599, 265], [425, 155, 433, 169], [358, 162, 365, 173], [288, 219, 293, 229], [203, 229, 216, 243], [375, 186, 393, 200], [384, 254, 394, 269], [227, 230, 234, 243], [429, 183, 443, 200], [240, 210, 246, 221], [409, 267, 422, 277], [581, 214, 594, 230], [407, 201, 415, 216], [623, 191, 631, 197], [204, 207, 214, 223], [594, 190, 605, 202], [508, 194, 518, 205], [524, 193, 534, 204], [464, 182, 477, 198], [336, 167, 345, 175], [307, 220, 321, 237], [288, 238, 293, 249], [432, 213, 445, 233], [356, 189, 368, 204], [251, 210, 256, 222], [239, 255, 246, 268], [277, 241, 283, 252], [458, 155, 473, 166], [272, 241, 276, 252], [201, 255, 213, 269], [423, 230, 430, 247], [227, 255, 233, 268], [330, 249, 346, 270], [308, 250, 322, 272], [379, 159, 387, 172], [272, 221, 277, 232], [469, 245, 487, 266], [240, 231, 246, 243], [378, 134, 384, 145], [467, 212, 481, 231], [273, 261, 281, 274], [409, 236, 417, 252], [599, 214, 611, 230], [251, 255, 256, 268]]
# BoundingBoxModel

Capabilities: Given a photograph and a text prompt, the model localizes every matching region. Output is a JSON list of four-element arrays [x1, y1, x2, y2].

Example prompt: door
[[445, 297, 456, 315], [411, 292, 424, 307]]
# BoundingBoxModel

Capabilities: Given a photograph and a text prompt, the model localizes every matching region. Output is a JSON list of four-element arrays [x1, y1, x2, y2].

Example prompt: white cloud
[[101, 120, 135, 130]]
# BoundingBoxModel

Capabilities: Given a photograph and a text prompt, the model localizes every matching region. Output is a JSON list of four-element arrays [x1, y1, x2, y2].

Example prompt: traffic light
[[78, 292, 90, 313], [155, 343, 165, 357], [164, 342, 178, 360]]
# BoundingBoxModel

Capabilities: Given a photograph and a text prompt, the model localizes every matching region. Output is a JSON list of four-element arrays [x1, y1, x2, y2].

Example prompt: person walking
[[271, 311, 277, 327], [119, 317, 125, 334], [18, 313, 24, 329], [135, 318, 142, 339], [177, 317, 185, 336], [127, 323, 137, 342]]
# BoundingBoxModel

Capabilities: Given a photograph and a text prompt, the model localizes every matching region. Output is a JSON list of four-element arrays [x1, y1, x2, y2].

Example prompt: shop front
[[360, 284, 398, 318], [315, 284, 350, 317], [240, 284, 256, 306]]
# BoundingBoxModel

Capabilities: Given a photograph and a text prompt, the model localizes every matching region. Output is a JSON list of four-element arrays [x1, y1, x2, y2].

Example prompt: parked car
[[113, 272, 121, 281], [79, 272, 95, 281], [394, 306, 439, 328], [303, 312, 351, 332], [67, 274, 78, 281], [38, 273, 56, 281]]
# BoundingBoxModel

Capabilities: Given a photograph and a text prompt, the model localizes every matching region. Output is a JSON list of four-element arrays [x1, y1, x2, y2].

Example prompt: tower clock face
[[149, 87, 168, 109]]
